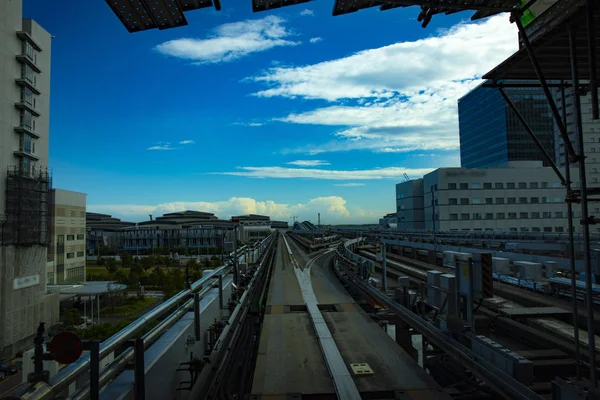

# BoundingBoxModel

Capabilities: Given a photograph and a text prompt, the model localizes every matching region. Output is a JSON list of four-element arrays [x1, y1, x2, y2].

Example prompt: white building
[[397, 162, 579, 234], [0, 0, 58, 357], [47, 190, 87, 284]]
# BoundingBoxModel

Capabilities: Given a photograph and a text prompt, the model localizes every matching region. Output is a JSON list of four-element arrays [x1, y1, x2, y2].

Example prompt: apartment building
[[458, 81, 555, 168], [47, 190, 87, 285], [397, 162, 578, 233], [0, 0, 58, 357]]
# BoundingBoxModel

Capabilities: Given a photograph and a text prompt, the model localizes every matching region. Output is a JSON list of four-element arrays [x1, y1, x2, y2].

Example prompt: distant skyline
[[24, 1, 518, 224]]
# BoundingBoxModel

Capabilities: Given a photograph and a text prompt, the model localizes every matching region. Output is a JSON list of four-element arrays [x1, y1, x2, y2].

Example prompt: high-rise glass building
[[458, 81, 555, 168]]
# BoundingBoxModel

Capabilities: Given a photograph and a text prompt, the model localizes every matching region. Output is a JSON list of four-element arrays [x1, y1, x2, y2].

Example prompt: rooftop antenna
[[403, 173, 410, 182]]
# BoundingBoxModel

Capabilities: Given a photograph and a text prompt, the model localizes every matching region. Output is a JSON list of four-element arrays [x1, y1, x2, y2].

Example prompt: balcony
[[15, 54, 41, 73], [14, 101, 40, 117], [13, 149, 39, 161], [14, 124, 39, 139], [15, 78, 40, 95], [16, 31, 41, 51]]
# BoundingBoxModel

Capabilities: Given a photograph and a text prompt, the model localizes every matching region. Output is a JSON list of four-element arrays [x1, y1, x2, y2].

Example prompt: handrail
[[7, 233, 276, 400]]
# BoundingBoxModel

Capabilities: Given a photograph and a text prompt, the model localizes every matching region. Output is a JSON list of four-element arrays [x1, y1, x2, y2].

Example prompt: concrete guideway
[[283, 233, 362, 400], [252, 233, 447, 399]]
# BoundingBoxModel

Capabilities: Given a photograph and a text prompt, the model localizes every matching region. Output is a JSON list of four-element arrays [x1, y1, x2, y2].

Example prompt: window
[[541, 182, 548, 188], [507, 182, 515, 189], [77, 251, 84, 257], [460, 198, 469, 205], [20, 110, 33, 130], [472, 198, 481, 204], [23, 41, 34, 60], [21, 88, 33, 106], [552, 182, 562, 188], [473, 213, 482, 220], [20, 134, 32, 154], [519, 197, 527, 204], [77, 234, 84, 240], [532, 227, 541, 232], [449, 214, 458, 220], [555, 227, 564, 233], [542, 197, 549, 204], [518, 182, 527, 189], [66, 253, 74, 259], [531, 212, 540, 219], [448, 183, 457, 190], [396, 193, 404, 199], [495, 183, 504, 189], [460, 183, 468, 190], [554, 197, 563, 203], [67, 235, 74, 241], [510, 227, 518, 232], [520, 227, 529, 232], [530, 182, 538, 189], [483, 183, 492, 189], [21, 64, 34, 84], [449, 198, 457, 205], [531, 197, 539, 204], [472, 183, 481, 189], [508, 212, 517, 219], [461, 213, 470, 220], [508, 197, 516, 204], [496, 197, 504, 204], [485, 213, 493, 220], [485, 198, 493, 204], [520, 212, 528, 219], [555, 211, 563, 218], [543, 211, 552, 218], [544, 227, 552, 232], [496, 213, 505, 219]]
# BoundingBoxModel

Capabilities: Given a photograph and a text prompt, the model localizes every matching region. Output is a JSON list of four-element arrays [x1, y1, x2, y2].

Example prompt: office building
[[119, 211, 233, 252], [378, 213, 398, 229], [397, 162, 577, 233], [458, 81, 555, 168], [47, 190, 87, 285], [553, 87, 600, 186], [231, 214, 273, 242], [396, 179, 425, 230], [0, 0, 58, 357], [86, 212, 135, 254]]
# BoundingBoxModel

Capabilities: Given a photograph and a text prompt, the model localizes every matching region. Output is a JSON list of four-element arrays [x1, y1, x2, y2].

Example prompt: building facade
[[47, 190, 87, 284], [396, 179, 425, 230], [396, 162, 579, 233], [553, 87, 600, 187], [458, 81, 555, 168], [86, 212, 135, 254], [0, 0, 58, 357]]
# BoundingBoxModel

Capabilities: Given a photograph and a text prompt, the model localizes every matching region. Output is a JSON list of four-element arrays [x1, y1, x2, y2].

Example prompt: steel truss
[[484, 0, 599, 388]]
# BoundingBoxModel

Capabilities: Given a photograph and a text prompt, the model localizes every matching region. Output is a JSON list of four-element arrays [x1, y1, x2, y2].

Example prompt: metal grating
[[105, 0, 157, 32], [145, 0, 187, 30], [252, 0, 313, 13]]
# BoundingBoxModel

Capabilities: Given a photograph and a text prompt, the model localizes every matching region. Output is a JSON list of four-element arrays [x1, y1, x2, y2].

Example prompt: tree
[[203, 258, 211, 270], [105, 258, 118, 278], [120, 252, 133, 268], [140, 256, 154, 272], [61, 308, 81, 328]]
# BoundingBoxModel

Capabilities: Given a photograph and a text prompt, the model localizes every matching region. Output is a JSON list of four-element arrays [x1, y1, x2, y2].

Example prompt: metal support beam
[[218, 275, 223, 310], [562, 83, 582, 380], [513, 15, 579, 162], [498, 88, 567, 185], [89, 341, 100, 400], [569, 24, 597, 388], [587, 0, 598, 120], [131, 338, 146, 400], [382, 244, 388, 292], [194, 293, 201, 341]]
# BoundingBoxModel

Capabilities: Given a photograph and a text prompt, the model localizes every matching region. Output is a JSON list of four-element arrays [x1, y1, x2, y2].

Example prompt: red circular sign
[[49, 332, 83, 364]]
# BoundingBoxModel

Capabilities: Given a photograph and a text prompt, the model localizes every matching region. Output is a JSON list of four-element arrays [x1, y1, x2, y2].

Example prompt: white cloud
[[300, 9, 314, 16], [213, 166, 433, 180], [286, 160, 330, 167], [250, 15, 518, 154], [155, 16, 300, 64], [334, 183, 366, 187], [309, 37, 323, 44], [179, 140, 195, 145], [88, 196, 384, 224], [232, 122, 264, 127], [148, 144, 176, 151]]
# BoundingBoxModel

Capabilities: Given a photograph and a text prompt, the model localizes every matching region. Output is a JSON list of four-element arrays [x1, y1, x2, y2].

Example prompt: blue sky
[[24, 0, 518, 224]]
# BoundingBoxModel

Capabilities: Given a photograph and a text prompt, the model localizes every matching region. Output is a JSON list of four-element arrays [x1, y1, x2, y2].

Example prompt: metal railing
[[7, 234, 275, 400]]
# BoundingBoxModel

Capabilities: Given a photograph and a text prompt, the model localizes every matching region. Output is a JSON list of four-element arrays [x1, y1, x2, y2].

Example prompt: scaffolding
[[5, 165, 52, 246]]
